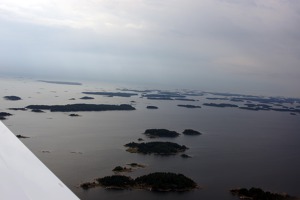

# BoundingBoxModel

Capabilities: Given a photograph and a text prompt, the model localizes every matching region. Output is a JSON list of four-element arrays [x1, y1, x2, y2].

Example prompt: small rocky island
[[124, 141, 188, 155], [16, 134, 30, 139], [112, 166, 132, 173], [183, 129, 202, 135], [25, 104, 135, 112], [81, 172, 197, 192], [144, 129, 180, 138], [230, 187, 296, 200], [4, 96, 22, 101]]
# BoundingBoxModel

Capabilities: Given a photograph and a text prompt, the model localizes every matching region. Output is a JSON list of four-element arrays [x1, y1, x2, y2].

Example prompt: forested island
[[80, 96, 94, 100], [81, 172, 197, 192], [0, 112, 12, 120], [4, 96, 22, 101], [25, 104, 135, 112], [182, 129, 202, 135], [124, 141, 188, 155], [230, 187, 297, 200], [146, 106, 158, 109], [178, 104, 201, 108], [82, 92, 138, 97], [144, 129, 180, 138], [203, 103, 239, 108]]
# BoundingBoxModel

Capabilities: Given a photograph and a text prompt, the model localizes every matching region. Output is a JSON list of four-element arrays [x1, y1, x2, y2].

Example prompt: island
[[69, 114, 81, 117], [203, 103, 238, 108], [126, 163, 145, 168], [25, 104, 135, 112], [124, 141, 188, 155], [178, 104, 201, 108], [143, 129, 180, 138], [82, 92, 138, 97], [81, 172, 197, 192], [80, 96, 94, 100], [8, 108, 27, 111], [146, 106, 158, 109], [230, 187, 296, 200], [38, 80, 82, 85], [182, 129, 202, 135], [181, 154, 192, 158], [175, 98, 196, 101], [16, 135, 30, 139], [31, 109, 45, 113], [112, 166, 132, 173], [4, 96, 22, 101], [0, 112, 12, 120]]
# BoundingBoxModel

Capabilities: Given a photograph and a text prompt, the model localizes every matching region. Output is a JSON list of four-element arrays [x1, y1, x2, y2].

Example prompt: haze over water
[[1, 77, 299, 200]]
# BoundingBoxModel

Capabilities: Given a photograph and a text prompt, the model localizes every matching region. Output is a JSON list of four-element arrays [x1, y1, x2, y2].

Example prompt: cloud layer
[[0, 0, 299, 96]]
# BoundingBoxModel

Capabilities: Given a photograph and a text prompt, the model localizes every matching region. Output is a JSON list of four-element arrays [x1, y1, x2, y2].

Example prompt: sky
[[0, 0, 299, 97]]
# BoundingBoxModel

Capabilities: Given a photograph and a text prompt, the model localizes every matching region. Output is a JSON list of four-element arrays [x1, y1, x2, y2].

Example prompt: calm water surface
[[1, 77, 300, 200]]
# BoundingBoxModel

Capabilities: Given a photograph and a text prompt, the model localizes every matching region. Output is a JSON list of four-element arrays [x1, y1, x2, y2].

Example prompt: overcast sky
[[0, 0, 299, 96]]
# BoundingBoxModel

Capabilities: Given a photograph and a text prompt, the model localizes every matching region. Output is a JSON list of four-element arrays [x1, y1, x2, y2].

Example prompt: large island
[[124, 141, 188, 155], [143, 129, 180, 138], [81, 172, 198, 192]]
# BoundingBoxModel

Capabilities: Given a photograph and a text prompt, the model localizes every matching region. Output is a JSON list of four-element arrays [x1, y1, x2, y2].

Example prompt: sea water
[[1, 77, 299, 200]]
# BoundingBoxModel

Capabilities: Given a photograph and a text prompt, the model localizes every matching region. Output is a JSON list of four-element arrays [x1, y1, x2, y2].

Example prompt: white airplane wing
[[0, 121, 80, 200]]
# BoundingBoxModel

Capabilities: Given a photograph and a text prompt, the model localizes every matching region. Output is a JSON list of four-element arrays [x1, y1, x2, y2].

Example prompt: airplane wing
[[0, 121, 80, 200]]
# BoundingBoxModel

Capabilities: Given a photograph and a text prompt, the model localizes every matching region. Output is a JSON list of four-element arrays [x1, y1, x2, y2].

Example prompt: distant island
[[82, 92, 138, 97], [175, 98, 196, 101], [8, 108, 27, 111], [80, 96, 94, 100], [38, 80, 82, 85], [124, 141, 188, 155], [16, 134, 30, 139], [26, 104, 135, 112], [230, 187, 297, 200], [4, 96, 22, 101], [81, 172, 197, 192], [183, 129, 202, 135], [203, 103, 238, 108], [144, 129, 180, 138], [31, 109, 45, 113], [146, 106, 158, 109], [69, 114, 81, 117], [178, 104, 201, 108]]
